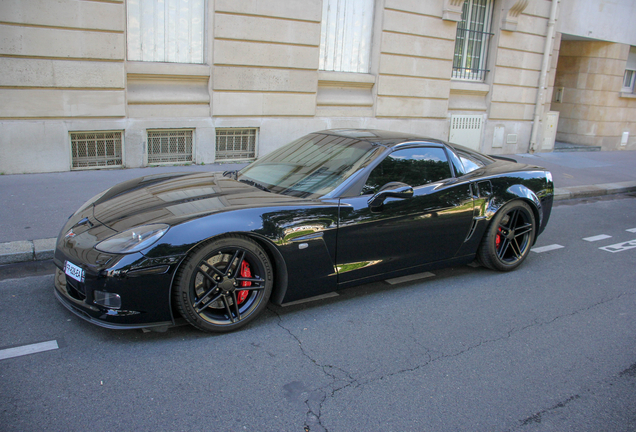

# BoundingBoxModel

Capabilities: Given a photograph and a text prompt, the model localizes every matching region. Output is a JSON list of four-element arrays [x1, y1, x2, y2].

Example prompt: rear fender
[[485, 184, 542, 230]]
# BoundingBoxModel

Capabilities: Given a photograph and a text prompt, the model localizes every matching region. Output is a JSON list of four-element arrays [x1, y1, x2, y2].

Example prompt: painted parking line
[[599, 239, 636, 253], [0, 340, 59, 361], [583, 234, 612, 242], [531, 244, 565, 253], [627, 228, 636, 233]]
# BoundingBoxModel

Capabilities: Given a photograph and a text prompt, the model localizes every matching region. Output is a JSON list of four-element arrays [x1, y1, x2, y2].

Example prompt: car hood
[[92, 171, 311, 232]]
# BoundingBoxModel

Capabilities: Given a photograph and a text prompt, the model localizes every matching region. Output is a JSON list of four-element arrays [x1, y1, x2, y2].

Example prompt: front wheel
[[477, 201, 536, 271], [173, 235, 273, 333]]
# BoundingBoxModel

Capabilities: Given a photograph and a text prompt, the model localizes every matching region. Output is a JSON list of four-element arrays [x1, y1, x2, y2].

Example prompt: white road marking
[[385, 272, 435, 285], [627, 228, 636, 233], [599, 239, 636, 253], [0, 340, 59, 361], [531, 244, 565, 253], [583, 234, 612, 242]]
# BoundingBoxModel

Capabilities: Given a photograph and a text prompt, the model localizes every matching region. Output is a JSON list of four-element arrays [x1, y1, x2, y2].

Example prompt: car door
[[336, 145, 474, 284]]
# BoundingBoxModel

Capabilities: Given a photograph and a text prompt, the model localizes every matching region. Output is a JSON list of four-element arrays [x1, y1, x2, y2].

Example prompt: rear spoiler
[[489, 155, 517, 163]]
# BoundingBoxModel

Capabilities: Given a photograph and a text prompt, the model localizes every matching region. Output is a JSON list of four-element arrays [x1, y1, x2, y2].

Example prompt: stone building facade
[[0, 0, 634, 174], [550, 0, 636, 150]]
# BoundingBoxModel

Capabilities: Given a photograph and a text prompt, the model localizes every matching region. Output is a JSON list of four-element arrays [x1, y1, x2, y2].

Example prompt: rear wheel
[[477, 201, 536, 271], [173, 235, 273, 333]]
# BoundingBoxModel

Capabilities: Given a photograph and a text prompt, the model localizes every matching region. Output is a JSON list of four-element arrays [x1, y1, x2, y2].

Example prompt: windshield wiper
[[222, 170, 238, 179], [238, 178, 271, 193]]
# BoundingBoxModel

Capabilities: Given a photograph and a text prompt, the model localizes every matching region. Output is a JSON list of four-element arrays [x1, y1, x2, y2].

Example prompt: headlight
[[95, 224, 169, 254], [74, 189, 108, 216]]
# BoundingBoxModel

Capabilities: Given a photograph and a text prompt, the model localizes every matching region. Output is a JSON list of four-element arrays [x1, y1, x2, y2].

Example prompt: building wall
[[0, 0, 126, 173], [551, 41, 636, 150], [557, 0, 636, 46], [0, 0, 565, 174], [482, 0, 555, 153]]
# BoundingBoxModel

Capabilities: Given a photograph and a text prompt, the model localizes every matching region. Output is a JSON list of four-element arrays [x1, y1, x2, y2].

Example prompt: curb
[[0, 238, 56, 265], [554, 180, 636, 201], [1, 181, 635, 267]]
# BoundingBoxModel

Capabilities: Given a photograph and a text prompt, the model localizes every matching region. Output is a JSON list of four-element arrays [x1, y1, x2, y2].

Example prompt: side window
[[456, 150, 486, 174], [362, 147, 452, 194]]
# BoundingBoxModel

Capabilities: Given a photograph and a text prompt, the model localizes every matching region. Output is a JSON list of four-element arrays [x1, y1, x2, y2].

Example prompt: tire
[[173, 235, 273, 333], [477, 200, 536, 272]]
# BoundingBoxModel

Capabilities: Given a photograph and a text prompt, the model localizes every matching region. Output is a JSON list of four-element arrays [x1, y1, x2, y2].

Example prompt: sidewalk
[[1, 151, 635, 265]]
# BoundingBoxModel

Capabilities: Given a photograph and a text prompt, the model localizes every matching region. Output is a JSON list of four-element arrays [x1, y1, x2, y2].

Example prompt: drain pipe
[[528, 0, 560, 153]]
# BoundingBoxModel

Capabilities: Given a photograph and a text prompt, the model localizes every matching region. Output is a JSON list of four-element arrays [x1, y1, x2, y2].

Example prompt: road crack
[[268, 290, 635, 430], [355, 290, 636, 388], [519, 395, 581, 426], [268, 306, 358, 432]]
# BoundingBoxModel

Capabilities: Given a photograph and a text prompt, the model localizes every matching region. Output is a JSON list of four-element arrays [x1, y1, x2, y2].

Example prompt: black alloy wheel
[[173, 235, 273, 332], [477, 200, 536, 271]]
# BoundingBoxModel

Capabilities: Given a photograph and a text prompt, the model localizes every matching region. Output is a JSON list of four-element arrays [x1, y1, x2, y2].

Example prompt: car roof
[[313, 129, 444, 148]]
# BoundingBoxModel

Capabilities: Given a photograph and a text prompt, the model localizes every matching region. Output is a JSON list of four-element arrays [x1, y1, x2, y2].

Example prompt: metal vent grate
[[147, 129, 193, 164], [449, 115, 483, 151], [215, 128, 257, 161], [70, 131, 123, 170]]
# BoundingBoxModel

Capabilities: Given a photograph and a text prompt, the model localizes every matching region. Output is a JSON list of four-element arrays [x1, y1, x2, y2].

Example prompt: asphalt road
[[1, 195, 635, 432]]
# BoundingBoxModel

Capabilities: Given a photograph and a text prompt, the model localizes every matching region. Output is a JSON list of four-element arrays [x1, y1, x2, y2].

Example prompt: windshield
[[238, 133, 381, 198]]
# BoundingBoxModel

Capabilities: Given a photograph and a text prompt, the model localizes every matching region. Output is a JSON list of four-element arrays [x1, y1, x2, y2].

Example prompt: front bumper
[[53, 259, 179, 329], [54, 268, 174, 330], [54, 240, 185, 330]]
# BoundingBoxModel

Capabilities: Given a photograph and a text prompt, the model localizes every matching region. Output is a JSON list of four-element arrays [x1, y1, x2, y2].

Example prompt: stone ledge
[[0, 241, 34, 265], [34, 238, 57, 261], [0, 238, 57, 265], [126, 62, 210, 77], [554, 181, 636, 201]]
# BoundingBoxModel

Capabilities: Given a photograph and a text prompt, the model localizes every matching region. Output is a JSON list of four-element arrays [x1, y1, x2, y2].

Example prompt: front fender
[[142, 205, 341, 305]]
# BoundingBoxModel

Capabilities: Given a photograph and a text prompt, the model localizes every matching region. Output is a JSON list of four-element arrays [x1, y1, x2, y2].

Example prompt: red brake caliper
[[496, 228, 503, 249], [237, 260, 251, 304]]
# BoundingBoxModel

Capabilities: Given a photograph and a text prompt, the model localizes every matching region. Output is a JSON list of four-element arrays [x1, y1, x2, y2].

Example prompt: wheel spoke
[[509, 238, 522, 259], [236, 284, 265, 291], [509, 209, 521, 229], [194, 292, 222, 313], [197, 265, 222, 281], [497, 238, 511, 259], [235, 276, 265, 284], [222, 296, 235, 323], [226, 250, 245, 277], [514, 222, 533, 237], [231, 291, 241, 321]]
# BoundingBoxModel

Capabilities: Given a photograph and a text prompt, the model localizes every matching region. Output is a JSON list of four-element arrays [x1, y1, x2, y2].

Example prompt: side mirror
[[367, 182, 414, 209]]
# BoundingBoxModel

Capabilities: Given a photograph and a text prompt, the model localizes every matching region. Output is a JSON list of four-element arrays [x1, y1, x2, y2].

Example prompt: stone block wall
[[0, 0, 606, 174], [551, 41, 636, 150], [0, 0, 126, 173]]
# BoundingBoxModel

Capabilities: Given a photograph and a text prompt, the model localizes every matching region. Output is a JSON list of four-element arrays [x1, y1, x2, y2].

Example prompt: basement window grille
[[452, 0, 494, 81], [70, 131, 123, 170], [215, 128, 257, 161], [147, 129, 193, 164]]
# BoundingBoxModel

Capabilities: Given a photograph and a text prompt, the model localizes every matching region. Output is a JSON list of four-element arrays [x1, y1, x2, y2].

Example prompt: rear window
[[455, 149, 494, 174]]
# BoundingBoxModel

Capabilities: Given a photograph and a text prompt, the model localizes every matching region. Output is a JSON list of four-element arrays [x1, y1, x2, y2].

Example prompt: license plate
[[64, 261, 85, 283]]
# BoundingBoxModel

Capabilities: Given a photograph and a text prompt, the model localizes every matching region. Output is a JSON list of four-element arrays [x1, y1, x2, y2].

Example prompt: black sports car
[[54, 129, 553, 333]]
